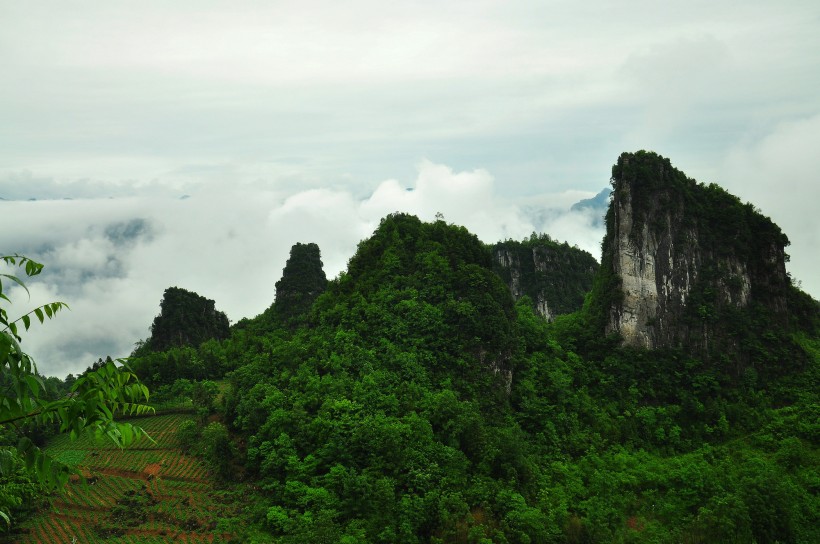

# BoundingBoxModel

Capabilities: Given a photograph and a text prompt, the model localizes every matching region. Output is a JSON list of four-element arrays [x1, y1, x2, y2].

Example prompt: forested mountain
[[596, 152, 795, 358], [133, 154, 818, 543], [272, 242, 329, 325], [6, 152, 818, 543], [136, 286, 229, 354], [492, 235, 598, 320], [125, 286, 230, 387]]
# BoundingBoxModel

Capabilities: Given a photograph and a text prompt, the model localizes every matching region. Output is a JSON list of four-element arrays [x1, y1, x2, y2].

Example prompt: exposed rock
[[492, 236, 598, 320], [601, 151, 791, 358]]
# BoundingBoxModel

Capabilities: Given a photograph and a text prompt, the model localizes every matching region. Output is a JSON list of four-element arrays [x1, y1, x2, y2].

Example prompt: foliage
[[209, 213, 817, 542], [15, 180, 820, 543], [1, 255, 153, 531], [136, 286, 230, 354], [492, 233, 599, 318], [16, 413, 246, 543], [273, 242, 329, 326]]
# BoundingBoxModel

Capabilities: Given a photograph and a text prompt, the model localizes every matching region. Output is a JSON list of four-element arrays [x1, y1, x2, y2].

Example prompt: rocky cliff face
[[602, 151, 790, 356], [493, 237, 598, 320]]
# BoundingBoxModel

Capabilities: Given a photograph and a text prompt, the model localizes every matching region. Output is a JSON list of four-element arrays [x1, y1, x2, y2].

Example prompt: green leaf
[[21, 314, 30, 330], [0, 333, 11, 362], [121, 423, 133, 445], [0, 449, 14, 477], [25, 374, 44, 397], [34, 307, 44, 324], [0, 273, 30, 297]]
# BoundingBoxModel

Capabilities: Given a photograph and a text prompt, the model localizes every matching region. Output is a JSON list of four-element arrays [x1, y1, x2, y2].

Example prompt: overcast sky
[[2, 1, 819, 378]]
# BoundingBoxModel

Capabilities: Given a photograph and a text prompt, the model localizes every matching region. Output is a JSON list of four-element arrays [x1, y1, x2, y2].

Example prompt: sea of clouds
[[1, 161, 605, 378]]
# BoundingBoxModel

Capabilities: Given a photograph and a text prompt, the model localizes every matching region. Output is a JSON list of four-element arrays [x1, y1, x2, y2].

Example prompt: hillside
[[12, 413, 244, 543], [492, 234, 598, 320], [216, 202, 816, 542], [4, 151, 818, 544]]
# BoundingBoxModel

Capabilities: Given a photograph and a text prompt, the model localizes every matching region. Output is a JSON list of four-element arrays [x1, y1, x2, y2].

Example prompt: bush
[[176, 420, 201, 455]]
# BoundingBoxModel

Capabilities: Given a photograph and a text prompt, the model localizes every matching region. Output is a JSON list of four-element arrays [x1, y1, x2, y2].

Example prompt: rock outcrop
[[601, 151, 791, 357], [493, 236, 598, 320], [274, 242, 328, 323], [145, 287, 230, 352]]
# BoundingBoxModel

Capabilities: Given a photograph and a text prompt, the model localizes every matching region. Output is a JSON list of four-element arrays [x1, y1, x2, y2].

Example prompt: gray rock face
[[494, 248, 554, 321], [603, 151, 789, 354], [492, 239, 597, 321]]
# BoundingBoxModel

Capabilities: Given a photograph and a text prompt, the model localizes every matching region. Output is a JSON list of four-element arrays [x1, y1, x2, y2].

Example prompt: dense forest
[[2, 152, 818, 543]]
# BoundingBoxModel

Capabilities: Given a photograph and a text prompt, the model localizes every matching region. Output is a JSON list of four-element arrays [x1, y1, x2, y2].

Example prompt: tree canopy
[[139, 286, 230, 353]]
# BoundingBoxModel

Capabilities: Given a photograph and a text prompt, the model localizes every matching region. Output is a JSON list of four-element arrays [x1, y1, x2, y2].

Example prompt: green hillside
[[3, 157, 818, 543], [12, 413, 247, 543], [129, 212, 820, 543]]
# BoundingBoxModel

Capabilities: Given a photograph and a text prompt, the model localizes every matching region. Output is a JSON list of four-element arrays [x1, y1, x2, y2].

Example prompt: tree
[[0, 255, 153, 529], [140, 286, 230, 353], [273, 242, 328, 324]]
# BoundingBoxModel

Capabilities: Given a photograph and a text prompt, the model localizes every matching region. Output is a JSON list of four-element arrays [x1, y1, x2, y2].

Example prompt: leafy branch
[[1, 255, 154, 530]]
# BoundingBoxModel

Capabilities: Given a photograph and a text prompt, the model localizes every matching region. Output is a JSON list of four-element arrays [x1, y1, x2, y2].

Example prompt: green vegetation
[[5, 159, 819, 543], [272, 242, 329, 326], [1, 255, 152, 533], [135, 286, 230, 355], [14, 414, 248, 543], [120, 212, 817, 543], [492, 233, 598, 317]]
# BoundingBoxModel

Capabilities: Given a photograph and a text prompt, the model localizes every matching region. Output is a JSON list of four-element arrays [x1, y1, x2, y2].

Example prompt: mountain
[[492, 234, 598, 320], [137, 286, 230, 353], [272, 242, 329, 325], [43, 152, 818, 544], [570, 187, 611, 227], [591, 151, 810, 374]]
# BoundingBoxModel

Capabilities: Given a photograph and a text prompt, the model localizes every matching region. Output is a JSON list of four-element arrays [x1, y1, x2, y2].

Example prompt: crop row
[[17, 413, 233, 543], [160, 455, 210, 481], [62, 475, 144, 509], [126, 413, 195, 435], [16, 513, 95, 544], [85, 449, 168, 473], [46, 413, 194, 453]]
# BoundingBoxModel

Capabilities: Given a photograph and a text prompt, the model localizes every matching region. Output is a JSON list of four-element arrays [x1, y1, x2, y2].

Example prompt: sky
[[1, 1, 819, 378]]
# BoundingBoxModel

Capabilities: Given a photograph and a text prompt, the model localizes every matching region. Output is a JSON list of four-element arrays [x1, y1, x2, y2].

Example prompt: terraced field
[[13, 414, 240, 543]]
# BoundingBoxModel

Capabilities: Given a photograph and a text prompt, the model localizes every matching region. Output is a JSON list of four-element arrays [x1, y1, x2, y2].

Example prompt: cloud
[[1, 161, 602, 379], [2, 1, 816, 378], [718, 113, 820, 297], [5, 1, 817, 201], [361, 161, 532, 242]]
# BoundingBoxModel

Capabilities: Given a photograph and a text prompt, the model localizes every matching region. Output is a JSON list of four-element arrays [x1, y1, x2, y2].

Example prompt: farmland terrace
[[13, 414, 240, 544]]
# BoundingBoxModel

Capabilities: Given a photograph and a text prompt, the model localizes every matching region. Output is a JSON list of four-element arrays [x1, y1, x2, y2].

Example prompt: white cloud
[[1, 161, 602, 379], [718, 113, 820, 297], [360, 161, 532, 241], [1, 0, 817, 378]]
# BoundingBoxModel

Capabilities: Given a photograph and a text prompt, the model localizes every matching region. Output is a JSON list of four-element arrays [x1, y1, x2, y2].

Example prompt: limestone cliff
[[600, 151, 791, 359], [493, 236, 598, 320]]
